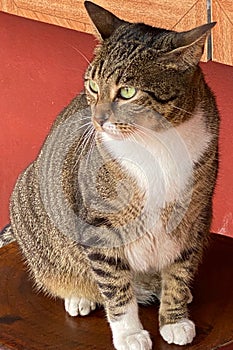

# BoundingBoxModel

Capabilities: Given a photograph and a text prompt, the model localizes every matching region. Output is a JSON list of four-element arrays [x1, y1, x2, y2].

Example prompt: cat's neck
[[99, 107, 212, 206]]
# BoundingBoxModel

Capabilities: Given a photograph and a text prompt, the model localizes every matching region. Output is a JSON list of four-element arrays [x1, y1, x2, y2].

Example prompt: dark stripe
[[92, 268, 113, 278], [98, 282, 116, 290], [0, 224, 12, 236], [174, 247, 195, 263], [114, 284, 131, 303], [102, 289, 118, 299], [91, 65, 97, 79], [97, 283, 118, 299], [119, 282, 131, 294], [165, 311, 187, 320], [97, 282, 118, 296], [115, 295, 133, 308], [86, 217, 112, 228], [97, 59, 105, 76], [116, 261, 130, 271], [111, 312, 125, 319], [88, 252, 110, 262], [145, 90, 177, 104], [180, 247, 195, 260], [174, 247, 198, 271], [166, 306, 185, 313], [88, 253, 130, 270]]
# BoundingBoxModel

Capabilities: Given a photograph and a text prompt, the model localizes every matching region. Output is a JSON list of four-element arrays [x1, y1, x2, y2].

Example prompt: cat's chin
[[101, 131, 124, 141]]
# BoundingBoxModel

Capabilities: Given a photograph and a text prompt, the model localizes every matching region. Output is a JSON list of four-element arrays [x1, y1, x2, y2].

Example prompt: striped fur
[[10, 2, 219, 349]]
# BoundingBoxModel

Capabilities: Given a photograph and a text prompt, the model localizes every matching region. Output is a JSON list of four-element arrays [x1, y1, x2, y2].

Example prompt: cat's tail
[[0, 224, 15, 248]]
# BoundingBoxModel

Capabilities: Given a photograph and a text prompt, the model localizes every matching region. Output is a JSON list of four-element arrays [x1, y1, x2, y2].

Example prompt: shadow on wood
[[0, 234, 232, 350]]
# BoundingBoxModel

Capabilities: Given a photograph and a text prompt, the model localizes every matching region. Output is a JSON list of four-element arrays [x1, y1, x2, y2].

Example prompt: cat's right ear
[[84, 1, 125, 40]]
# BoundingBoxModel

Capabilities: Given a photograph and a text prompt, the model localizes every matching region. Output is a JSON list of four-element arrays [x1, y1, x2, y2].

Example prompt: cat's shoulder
[[51, 92, 89, 130]]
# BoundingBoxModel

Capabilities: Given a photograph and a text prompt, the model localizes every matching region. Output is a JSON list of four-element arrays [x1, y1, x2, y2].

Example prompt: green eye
[[89, 80, 99, 93], [119, 87, 137, 100]]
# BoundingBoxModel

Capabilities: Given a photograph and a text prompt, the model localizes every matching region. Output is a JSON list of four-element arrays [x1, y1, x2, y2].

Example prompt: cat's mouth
[[95, 121, 134, 140]]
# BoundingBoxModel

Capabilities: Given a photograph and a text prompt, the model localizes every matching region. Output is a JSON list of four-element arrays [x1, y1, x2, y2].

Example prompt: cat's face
[[84, 2, 215, 140], [84, 33, 184, 139]]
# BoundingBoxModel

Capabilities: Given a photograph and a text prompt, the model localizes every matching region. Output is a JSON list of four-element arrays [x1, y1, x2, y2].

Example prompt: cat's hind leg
[[65, 296, 96, 316], [133, 270, 194, 345]]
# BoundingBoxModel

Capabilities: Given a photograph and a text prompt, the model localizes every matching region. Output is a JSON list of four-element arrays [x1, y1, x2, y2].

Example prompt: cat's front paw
[[113, 329, 152, 350], [64, 297, 96, 317], [160, 318, 195, 345]]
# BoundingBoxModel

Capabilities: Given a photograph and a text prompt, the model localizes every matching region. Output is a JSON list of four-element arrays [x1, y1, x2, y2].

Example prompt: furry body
[[10, 2, 219, 349]]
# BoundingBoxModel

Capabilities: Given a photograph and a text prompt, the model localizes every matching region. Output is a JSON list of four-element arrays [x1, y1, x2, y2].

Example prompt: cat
[[10, 1, 219, 349]]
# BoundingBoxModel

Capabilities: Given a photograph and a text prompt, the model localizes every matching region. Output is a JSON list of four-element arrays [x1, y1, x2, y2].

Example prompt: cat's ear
[[159, 22, 216, 69], [84, 1, 125, 40]]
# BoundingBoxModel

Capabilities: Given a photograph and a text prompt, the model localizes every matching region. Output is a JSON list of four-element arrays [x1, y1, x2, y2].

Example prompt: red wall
[[202, 62, 233, 237], [0, 12, 233, 237]]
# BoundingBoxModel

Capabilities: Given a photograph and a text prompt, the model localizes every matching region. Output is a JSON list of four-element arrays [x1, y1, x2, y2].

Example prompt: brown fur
[[10, 2, 219, 348]]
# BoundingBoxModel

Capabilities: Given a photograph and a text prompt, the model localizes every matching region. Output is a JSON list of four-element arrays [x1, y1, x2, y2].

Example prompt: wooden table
[[0, 234, 232, 350]]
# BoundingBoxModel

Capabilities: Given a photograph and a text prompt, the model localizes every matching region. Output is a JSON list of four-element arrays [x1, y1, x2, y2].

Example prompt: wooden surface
[[0, 0, 208, 61], [0, 0, 207, 32], [212, 0, 233, 66], [2, 0, 233, 65], [0, 234, 233, 350]]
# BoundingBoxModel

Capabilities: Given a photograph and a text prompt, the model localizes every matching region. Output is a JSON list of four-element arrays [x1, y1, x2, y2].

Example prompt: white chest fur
[[101, 110, 212, 271]]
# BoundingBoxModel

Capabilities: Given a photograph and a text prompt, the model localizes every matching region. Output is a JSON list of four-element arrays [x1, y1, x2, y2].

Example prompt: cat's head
[[84, 1, 215, 140]]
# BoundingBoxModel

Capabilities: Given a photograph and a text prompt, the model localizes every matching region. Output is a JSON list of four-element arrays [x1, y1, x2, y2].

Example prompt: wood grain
[[0, 0, 208, 31], [212, 0, 233, 65], [0, 234, 233, 350], [0, 0, 208, 61]]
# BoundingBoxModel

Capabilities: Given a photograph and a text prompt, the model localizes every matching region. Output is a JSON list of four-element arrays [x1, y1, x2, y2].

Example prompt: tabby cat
[[10, 2, 219, 349]]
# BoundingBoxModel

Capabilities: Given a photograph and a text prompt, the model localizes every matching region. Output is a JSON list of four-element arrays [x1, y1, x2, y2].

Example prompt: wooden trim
[[212, 0, 233, 66], [0, 0, 92, 32], [0, 0, 208, 61]]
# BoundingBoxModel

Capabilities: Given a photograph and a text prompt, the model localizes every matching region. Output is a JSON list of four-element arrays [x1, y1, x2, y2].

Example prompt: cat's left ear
[[159, 22, 216, 69], [84, 1, 125, 40]]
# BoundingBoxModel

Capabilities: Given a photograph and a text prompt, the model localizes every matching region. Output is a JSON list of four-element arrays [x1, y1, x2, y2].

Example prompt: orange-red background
[[0, 12, 233, 236]]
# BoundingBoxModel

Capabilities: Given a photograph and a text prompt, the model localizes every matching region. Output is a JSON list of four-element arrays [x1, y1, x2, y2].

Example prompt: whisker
[[85, 129, 96, 167], [78, 124, 94, 151], [72, 124, 94, 171], [82, 125, 95, 152], [78, 116, 92, 120], [67, 44, 92, 66], [131, 123, 154, 141], [170, 104, 194, 116], [128, 130, 142, 145], [66, 121, 92, 139]]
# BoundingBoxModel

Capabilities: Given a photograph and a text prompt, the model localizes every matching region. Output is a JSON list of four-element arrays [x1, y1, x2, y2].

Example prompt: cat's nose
[[94, 113, 109, 127], [92, 104, 112, 128]]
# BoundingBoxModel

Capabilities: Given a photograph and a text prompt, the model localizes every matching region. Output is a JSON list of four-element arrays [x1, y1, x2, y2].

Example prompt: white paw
[[64, 297, 96, 317], [113, 330, 152, 350], [160, 318, 196, 345]]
